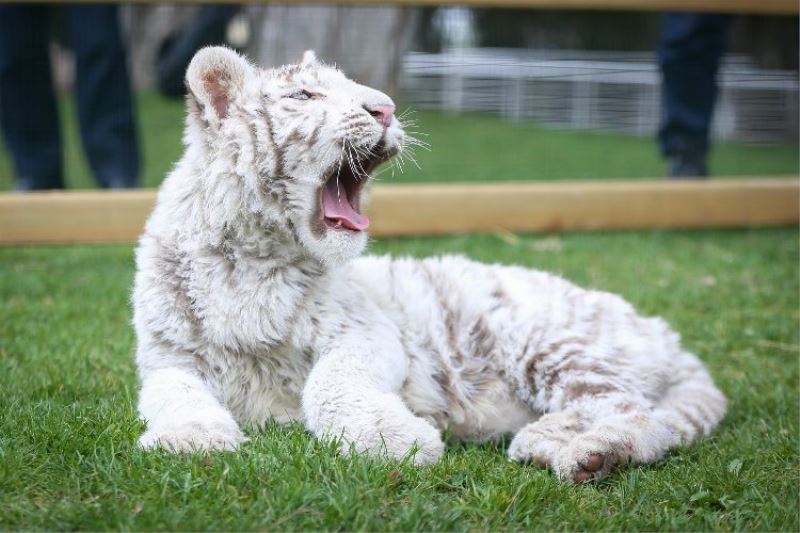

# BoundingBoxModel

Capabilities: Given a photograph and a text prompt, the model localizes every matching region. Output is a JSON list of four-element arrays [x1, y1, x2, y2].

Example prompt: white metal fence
[[401, 48, 799, 144]]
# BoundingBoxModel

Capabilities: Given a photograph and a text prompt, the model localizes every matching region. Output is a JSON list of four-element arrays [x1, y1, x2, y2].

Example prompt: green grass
[[1, 89, 797, 530], [1, 228, 798, 531], [0, 92, 797, 190]]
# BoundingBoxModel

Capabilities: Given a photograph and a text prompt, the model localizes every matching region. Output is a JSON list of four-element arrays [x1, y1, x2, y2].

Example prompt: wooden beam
[[24, 0, 799, 15], [248, 0, 800, 14], [0, 190, 157, 245], [406, 0, 799, 13], [367, 178, 800, 235], [0, 178, 797, 245]]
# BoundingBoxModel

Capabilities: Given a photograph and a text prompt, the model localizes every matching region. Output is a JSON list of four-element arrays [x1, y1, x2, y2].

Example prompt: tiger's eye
[[289, 90, 312, 101]]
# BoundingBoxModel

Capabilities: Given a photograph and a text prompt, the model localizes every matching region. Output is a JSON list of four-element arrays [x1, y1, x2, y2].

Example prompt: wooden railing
[[17, 0, 796, 14], [1, 178, 797, 245], [245, 0, 799, 14]]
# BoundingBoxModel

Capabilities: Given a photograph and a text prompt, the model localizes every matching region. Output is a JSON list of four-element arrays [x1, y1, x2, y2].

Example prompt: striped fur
[[132, 47, 726, 481]]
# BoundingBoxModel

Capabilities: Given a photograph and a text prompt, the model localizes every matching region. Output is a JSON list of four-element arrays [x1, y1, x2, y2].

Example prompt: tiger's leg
[[509, 391, 682, 482], [549, 394, 681, 482], [507, 332, 683, 481]]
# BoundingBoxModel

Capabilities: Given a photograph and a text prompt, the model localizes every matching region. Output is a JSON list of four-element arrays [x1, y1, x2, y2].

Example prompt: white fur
[[132, 47, 726, 480]]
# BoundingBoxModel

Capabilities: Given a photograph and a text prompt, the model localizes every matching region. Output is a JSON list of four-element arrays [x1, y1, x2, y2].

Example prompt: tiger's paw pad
[[572, 452, 615, 482]]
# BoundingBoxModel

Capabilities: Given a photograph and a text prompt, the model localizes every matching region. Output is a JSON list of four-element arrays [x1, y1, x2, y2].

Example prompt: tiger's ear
[[186, 46, 253, 126], [300, 50, 319, 67]]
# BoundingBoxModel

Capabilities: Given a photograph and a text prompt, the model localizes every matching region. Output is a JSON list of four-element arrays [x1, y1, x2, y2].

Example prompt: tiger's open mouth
[[319, 146, 388, 232]]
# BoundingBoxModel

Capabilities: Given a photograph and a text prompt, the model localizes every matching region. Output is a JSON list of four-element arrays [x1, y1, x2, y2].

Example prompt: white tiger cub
[[133, 46, 726, 482]]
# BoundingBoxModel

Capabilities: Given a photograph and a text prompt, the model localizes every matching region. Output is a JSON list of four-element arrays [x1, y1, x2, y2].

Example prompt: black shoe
[[105, 177, 139, 190], [13, 177, 64, 191], [668, 154, 708, 179]]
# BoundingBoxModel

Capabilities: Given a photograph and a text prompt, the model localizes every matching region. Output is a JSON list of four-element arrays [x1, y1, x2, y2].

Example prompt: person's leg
[[68, 4, 140, 188], [0, 5, 64, 190], [657, 13, 732, 178]]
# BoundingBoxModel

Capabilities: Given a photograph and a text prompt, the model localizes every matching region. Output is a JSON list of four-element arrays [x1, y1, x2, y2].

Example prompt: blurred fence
[[1, 2, 797, 244], [402, 48, 799, 143]]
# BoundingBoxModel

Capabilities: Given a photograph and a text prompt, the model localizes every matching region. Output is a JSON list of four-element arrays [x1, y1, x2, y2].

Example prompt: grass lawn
[[1, 228, 798, 531], [0, 91, 797, 190]]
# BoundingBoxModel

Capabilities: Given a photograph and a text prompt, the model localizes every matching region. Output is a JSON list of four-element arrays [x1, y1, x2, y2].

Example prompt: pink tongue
[[321, 178, 370, 231]]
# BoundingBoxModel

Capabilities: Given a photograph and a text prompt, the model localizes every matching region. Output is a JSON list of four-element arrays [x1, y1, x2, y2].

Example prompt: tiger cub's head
[[184, 46, 409, 263]]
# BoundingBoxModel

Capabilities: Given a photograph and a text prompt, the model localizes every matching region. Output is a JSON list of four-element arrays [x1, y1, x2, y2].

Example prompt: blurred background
[[0, 3, 797, 191]]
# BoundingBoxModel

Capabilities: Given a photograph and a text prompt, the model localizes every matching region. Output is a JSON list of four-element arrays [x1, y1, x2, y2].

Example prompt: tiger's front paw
[[343, 414, 445, 466], [388, 415, 445, 465], [327, 410, 444, 465], [139, 418, 248, 453]]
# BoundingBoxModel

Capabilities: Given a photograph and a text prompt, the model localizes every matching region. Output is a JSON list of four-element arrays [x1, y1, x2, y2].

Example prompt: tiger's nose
[[364, 104, 395, 127]]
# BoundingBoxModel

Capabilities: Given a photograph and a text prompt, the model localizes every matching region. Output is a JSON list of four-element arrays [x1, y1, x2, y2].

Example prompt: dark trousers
[[156, 5, 240, 97], [0, 4, 140, 189], [657, 13, 732, 160]]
